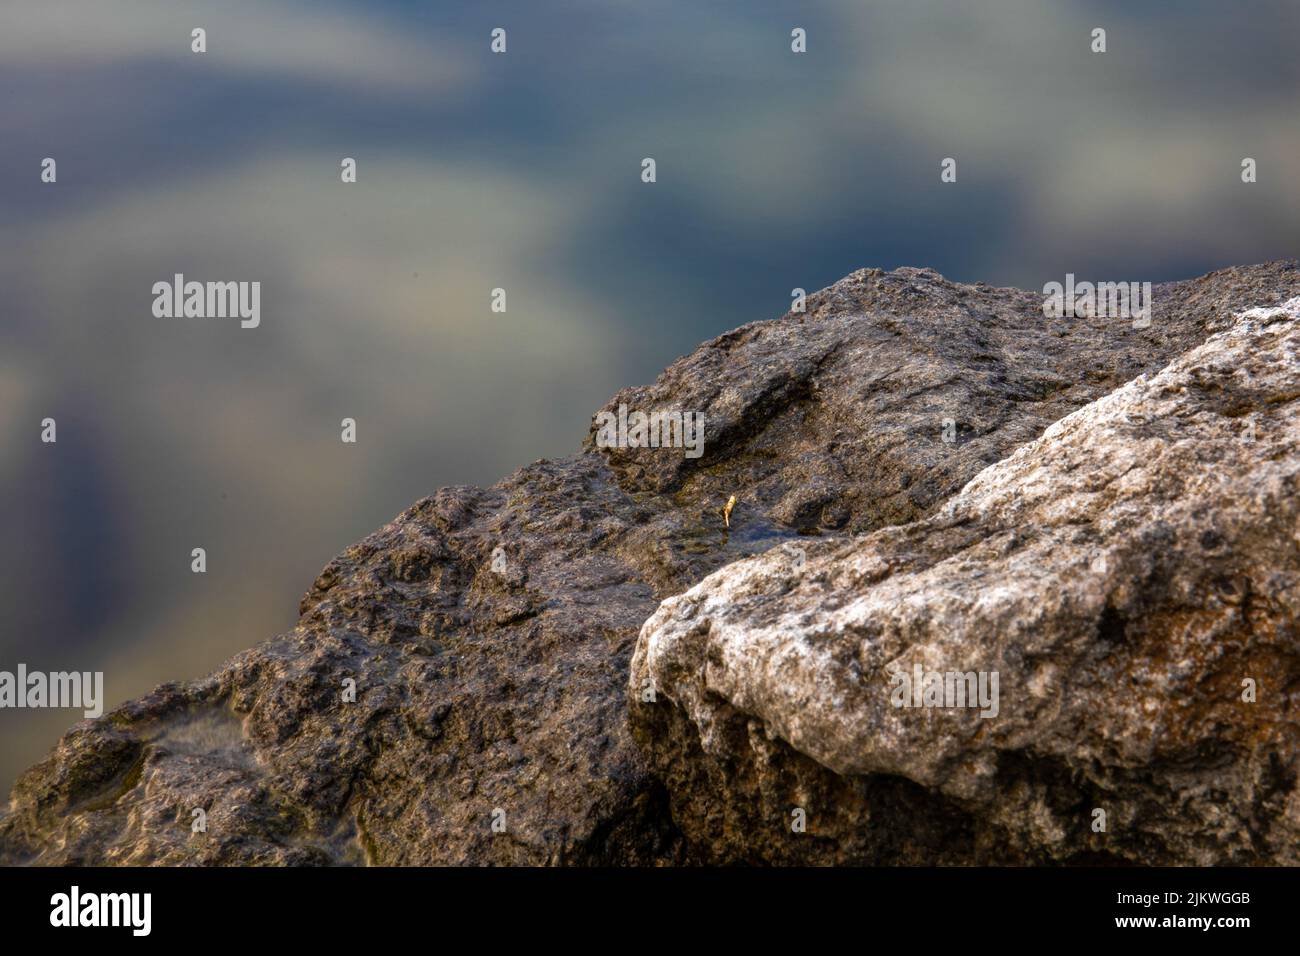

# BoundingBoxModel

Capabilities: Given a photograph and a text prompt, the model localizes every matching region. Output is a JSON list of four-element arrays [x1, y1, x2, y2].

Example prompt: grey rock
[[3, 261, 1298, 864], [630, 296, 1300, 865]]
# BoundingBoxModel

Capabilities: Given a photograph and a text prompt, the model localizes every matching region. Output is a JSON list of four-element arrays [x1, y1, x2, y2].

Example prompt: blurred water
[[1, 0, 1298, 790]]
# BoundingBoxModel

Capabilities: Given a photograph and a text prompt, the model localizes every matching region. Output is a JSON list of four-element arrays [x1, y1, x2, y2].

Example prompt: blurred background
[[2, 0, 1298, 791]]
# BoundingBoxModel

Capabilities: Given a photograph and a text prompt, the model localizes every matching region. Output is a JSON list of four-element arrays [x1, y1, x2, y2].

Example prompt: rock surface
[[630, 296, 1300, 864], [2, 261, 1298, 864]]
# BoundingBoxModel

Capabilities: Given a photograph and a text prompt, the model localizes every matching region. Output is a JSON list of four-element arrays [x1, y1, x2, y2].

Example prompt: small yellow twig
[[723, 494, 737, 529]]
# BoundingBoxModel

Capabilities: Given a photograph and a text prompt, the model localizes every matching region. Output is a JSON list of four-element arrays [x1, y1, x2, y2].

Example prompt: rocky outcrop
[[630, 296, 1300, 865], [3, 262, 1298, 864]]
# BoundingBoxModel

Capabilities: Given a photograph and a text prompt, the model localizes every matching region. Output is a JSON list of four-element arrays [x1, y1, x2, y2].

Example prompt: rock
[[3, 261, 1298, 864], [630, 296, 1300, 865]]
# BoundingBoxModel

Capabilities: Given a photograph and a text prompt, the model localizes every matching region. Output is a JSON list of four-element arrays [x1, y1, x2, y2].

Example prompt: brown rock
[[3, 262, 1297, 864]]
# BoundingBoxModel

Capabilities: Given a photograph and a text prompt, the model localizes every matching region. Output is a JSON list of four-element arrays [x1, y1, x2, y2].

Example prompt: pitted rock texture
[[630, 297, 1300, 865], [2, 261, 1298, 865], [591, 263, 1293, 537]]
